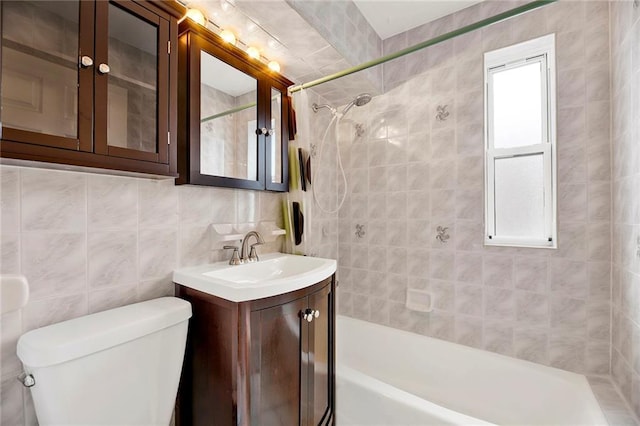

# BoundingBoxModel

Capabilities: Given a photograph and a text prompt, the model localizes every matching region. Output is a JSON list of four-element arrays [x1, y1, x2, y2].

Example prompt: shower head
[[312, 93, 372, 117], [341, 93, 372, 116]]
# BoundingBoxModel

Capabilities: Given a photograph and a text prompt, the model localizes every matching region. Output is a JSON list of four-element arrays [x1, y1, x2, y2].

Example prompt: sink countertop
[[172, 253, 337, 302]]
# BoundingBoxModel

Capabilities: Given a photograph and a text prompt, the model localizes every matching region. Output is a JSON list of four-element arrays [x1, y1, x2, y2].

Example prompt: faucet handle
[[223, 245, 242, 265], [247, 242, 262, 263]]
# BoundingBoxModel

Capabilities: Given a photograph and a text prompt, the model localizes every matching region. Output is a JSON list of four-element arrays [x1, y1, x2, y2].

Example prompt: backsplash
[[0, 165, 284, 425], [610, 0, 640, 419], [336, 0, 612, 376]]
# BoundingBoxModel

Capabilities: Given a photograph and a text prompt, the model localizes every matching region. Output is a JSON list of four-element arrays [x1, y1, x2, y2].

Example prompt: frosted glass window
[[484, 34, 556, 248], [494, 155, 545, 238], [492, 62, 544, 148]]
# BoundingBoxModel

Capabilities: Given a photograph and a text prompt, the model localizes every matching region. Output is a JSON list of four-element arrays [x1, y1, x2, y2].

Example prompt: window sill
[[484, 237, 556, 249]]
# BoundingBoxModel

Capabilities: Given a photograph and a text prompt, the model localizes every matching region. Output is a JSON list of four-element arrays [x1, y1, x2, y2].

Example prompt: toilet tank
[[17, 297, 192, 426]]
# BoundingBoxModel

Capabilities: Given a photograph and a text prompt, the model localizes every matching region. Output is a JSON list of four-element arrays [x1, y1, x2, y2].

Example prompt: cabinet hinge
[[76, 140, 80, 151], [167, 132, 170, 145], [167, 40, 171, 54]]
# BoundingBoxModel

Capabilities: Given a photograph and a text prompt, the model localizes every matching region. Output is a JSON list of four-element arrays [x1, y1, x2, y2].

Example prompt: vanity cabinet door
[[250, 296, 307, 426], [249, 278, 334, 426], [306, 283, 333, 426]]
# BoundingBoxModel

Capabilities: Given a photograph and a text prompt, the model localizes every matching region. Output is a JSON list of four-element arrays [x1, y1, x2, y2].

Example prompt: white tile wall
[[336, 0, 613, 378], [0, 165, 284, 424], [611, 0, 640, 420]]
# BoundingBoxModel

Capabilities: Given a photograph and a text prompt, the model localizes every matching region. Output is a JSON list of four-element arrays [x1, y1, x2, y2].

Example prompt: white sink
[[172, 253, 336, 302]]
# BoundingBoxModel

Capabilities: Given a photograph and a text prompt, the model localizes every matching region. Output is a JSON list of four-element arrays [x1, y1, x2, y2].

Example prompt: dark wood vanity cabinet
[[0, 0, 182, 176], [177, 19, 293, 191], [175, 275, 335, 426]]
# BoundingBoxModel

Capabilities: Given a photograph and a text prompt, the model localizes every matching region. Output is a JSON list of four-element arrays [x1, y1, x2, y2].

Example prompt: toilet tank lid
[[17, 297, 192, 368]]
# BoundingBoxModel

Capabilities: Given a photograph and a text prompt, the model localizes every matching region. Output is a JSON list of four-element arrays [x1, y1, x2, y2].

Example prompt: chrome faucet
[[240, 231, 264, 263]]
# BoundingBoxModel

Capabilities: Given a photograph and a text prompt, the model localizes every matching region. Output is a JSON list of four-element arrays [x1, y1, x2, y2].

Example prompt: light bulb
[[184, 8, 206, 26], [219, 29, 236, 45], [268, 61, 280, 73], [246, 46, 260, 59]]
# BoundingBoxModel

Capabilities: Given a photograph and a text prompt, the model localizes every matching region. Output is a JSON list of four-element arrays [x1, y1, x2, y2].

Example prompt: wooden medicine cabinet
[[177, 19, 292, 191]]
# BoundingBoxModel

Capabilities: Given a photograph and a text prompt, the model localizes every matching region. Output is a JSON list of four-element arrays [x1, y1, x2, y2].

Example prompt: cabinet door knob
[[256, 127, 272, 136], [80, 56, 94, 68], [302, 308, 315, 322], [98, 63, 111, 74]]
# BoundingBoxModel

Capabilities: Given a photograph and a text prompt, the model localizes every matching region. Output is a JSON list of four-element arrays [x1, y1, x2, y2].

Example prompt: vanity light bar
[[179, 3, 282, 73]]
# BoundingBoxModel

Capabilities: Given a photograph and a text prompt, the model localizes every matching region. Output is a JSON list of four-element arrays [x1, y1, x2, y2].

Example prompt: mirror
[[200, 51, 258, 181], [270, 87, 282, 184]]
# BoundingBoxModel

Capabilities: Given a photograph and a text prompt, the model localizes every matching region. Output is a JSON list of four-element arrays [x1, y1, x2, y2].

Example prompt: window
[[484, 34, 557, 248]]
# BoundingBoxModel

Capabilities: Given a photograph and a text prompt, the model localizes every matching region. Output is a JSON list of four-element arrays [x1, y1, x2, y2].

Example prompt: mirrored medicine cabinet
[[177, 19, 293, 191]]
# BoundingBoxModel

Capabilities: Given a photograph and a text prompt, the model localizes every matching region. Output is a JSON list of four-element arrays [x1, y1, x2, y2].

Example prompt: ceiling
[[353, 0, 484, 39], [193, 0, 487, 104]]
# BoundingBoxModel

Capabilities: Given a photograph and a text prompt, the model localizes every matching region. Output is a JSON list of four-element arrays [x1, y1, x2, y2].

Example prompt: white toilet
[[17, 297, 192, 425]]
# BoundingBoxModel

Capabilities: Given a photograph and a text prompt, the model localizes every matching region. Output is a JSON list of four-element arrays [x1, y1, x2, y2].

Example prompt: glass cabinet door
[[93, 0, 169, 163], [180, 30, 265, 190], [1, 0, 93, 151]]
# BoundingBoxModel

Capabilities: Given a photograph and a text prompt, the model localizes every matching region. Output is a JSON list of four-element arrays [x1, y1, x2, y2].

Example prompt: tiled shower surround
[[611, 0, 640, 418], [337, 0, 613, 377], [0, 167, 286, 424]]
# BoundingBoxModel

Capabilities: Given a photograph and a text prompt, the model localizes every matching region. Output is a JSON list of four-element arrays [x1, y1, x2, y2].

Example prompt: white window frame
[[484, 34, 557, 249]]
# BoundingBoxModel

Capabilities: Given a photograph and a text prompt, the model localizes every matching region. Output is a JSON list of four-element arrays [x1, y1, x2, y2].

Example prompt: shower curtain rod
[[288, 0, 556, 95]]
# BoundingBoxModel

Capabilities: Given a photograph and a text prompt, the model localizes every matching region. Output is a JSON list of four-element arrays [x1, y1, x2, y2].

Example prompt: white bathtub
[[336, 316, 607, 426]]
